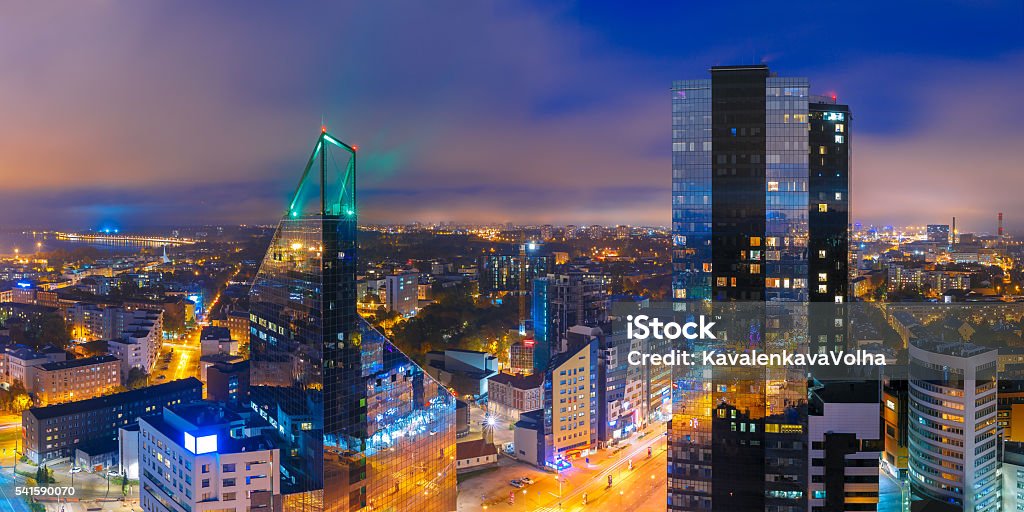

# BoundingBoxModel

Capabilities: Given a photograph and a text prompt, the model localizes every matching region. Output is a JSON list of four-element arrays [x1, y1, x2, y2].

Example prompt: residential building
[[22, 377, 202, 464], [107, 309, 163, 381], [200, 325, 238, 356], [31, 355, 120, 405], [542, 338, 598, 467], [139, 402, 281, 512], [481, 250, 553, 293], [384, 272, 419, 317]]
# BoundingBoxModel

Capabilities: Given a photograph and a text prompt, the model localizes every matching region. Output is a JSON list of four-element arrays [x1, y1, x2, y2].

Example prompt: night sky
[[1, 1, 1021, 232]]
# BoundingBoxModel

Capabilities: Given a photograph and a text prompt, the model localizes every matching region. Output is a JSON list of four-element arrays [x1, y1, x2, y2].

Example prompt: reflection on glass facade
[[669, 66, 850, 511], [248, 131, 456, 512]]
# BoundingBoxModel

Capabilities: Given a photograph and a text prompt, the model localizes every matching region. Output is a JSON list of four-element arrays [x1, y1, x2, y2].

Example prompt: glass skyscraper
[[248, 130, 457, 512], [669, 65, 853, 511]]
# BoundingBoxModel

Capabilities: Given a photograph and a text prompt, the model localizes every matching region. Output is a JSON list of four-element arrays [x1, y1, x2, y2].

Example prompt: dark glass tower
[[248, 131, 457, 512], [669, 65, 852, 511]]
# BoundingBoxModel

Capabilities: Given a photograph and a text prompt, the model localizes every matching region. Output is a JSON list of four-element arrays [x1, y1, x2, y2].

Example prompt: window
[[818, 249, 827, 259], [202, 479, 210, 488], [749, 237, 761, 247], [223, 463, 235, 473], [201, 464, 210, 474], [818, 285, 828, 293], [835, 135, 845, 144], [818, 203, 828, 213], [750, 264, 761, 274], [223, 478, 236, 487], [834, 192, 842, 201], [716, 277, 728, 286], [223, 492, 236, 501], [818, 146, 827, 155], [835, 124, 844, 133], [818, 273, 827, 282], [767, 181, 779, 192]]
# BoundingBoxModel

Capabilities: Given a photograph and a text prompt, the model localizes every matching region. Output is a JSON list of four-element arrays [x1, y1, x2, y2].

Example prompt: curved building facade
[[908, 340, 999, 510]]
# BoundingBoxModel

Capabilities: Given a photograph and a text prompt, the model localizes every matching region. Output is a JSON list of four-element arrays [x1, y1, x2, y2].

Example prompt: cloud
[[0, 2, 1020, 233]]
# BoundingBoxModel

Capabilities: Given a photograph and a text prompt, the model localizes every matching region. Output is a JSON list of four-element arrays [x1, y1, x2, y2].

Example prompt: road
[[151, 328, 200, 384], [458, 428, 667, 511]]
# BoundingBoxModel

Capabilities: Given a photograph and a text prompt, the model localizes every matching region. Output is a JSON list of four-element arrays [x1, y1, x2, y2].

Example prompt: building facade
[[908, 341, 1000, 510], [669, 64, 852, 511], [22, 377, 201, 464], [31, 355, 120, 406], [384, 272, 419, 317], [486, 372, 543, 422], [247, 130, 456, 512], [139, 403, 282, 512]]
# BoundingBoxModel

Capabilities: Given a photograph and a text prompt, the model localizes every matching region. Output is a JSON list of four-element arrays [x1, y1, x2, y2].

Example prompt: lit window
[[818, 203, 828, 213], [716, 277, 728, 286], [818, 146, 827, 155], [835, 135, 845, 144], [818, 249, 827, 258], [835, 124, 844, 133], [818, 273, 828, 282], [818, 284, 828, 293], [834, 296, 844, 304], [767, 181, 779, 192], [834, 192, 842, 201], [750, 237, 761, 247], [750, 264, 761, 274]]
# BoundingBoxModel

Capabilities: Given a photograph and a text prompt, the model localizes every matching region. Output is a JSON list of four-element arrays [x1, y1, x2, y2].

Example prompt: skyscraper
[[669, 65, 853, 511], [248, 130, 457, 512]]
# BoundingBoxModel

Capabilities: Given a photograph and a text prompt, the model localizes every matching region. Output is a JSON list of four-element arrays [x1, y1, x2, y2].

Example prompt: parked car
[[509, 480, 524, 488], [520, 476, 534, 485]]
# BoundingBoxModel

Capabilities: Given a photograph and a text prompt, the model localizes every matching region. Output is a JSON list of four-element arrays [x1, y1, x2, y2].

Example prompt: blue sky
[[0, 1, 1021, 232]]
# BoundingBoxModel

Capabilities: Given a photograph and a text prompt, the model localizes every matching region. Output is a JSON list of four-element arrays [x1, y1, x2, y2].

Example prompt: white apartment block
[[139, 403, 281, 512]]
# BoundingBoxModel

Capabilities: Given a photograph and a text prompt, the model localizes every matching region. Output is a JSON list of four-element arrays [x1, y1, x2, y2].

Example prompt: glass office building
[[669, 65, 852, 511], [248, 131, 457, 511]]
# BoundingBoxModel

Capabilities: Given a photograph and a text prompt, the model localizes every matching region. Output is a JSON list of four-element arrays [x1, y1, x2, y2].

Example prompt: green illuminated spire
[[287, 128, 357, 218]]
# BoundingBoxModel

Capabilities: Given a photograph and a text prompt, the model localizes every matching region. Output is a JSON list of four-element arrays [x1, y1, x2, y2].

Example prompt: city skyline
[[1, 1, 1022, 232]]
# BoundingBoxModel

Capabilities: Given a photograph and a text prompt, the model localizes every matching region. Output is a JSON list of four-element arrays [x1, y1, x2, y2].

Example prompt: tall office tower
[[669, 65, 852, 511], [248, 131, 456, 512], [908, 341, 1000, 511], [531, 272, 610, 373]]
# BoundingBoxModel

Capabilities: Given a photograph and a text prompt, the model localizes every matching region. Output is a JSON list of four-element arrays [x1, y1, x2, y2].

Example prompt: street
[[458, 425, 667, 511]]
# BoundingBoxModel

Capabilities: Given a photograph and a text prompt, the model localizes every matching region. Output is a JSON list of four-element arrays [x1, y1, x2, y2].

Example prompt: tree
[[37, 312, 71, 349], [126, 367, 149, 390], [9, 380, 31, 413]]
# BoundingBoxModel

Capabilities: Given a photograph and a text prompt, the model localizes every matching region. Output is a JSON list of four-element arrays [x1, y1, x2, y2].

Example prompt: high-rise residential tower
[[248, 130, 457, 512], [669, 65, 854, 511]]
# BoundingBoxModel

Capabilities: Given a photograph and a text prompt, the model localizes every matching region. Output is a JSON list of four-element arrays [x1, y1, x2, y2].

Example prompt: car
[[70, 467, 82, 474], [520, 476, 534, 485], [509, 480, 524, 488], [106, 470, 123, 477]]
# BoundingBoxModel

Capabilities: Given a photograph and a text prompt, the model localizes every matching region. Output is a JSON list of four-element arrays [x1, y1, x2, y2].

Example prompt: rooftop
[[27, 377, 202, 421], [456, 438, 497, 461], [38, 355, 118, 372], [488, 372, 544, 390]]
